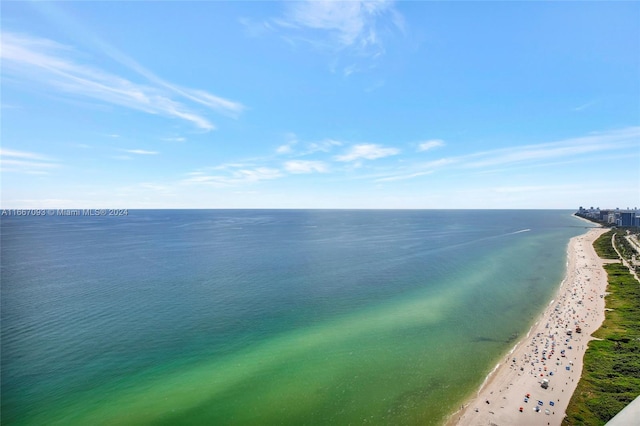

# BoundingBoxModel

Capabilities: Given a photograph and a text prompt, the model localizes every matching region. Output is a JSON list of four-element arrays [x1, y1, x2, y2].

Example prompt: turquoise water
[[1, 210, 592, 425]]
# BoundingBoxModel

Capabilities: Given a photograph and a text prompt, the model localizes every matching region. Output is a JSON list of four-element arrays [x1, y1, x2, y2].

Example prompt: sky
[[1, 0, 639, 209]]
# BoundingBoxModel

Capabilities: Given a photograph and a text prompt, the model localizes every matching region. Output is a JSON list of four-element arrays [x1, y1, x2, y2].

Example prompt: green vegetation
[[593, 230, 618, 260], [614, 233, 639, 268], [563, 260, 640, 425]]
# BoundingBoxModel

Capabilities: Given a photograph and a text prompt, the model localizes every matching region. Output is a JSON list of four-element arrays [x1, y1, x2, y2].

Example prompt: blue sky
[[1, 1, 639, 209]]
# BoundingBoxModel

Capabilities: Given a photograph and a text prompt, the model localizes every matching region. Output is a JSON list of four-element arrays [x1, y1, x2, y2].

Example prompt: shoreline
[[447, 225, 611, 426]]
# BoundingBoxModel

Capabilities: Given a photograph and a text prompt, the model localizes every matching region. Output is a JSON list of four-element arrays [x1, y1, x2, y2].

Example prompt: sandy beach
[[449, 226, 613, 426]]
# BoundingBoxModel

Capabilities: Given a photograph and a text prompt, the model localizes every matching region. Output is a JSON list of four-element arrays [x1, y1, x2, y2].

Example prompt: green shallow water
[[1, 210, 591, 425]]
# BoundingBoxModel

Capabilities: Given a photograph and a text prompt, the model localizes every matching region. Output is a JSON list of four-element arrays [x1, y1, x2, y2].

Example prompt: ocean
[[1, 210, 592, 425]]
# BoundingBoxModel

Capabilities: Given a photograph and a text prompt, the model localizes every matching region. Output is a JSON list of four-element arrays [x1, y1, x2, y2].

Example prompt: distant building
[[620, 212, 636, 227], [576, 207, 639, 227]]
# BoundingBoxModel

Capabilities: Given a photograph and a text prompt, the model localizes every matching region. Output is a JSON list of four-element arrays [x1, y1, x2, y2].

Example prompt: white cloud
[[0, 148, 50, 161], [573, 100, 596, 112], [375, 170, 434, 182], [0, 159, 58, 172], [370, 127, 640, 183], [276, 132, 299, 154], [138, 183, 174, 193], [124, 149, 159, 155], [276, 0, 402, 57], [0, 31, 244, 131], [0, 148, 59, 174], [335, 143, 399, 162], [305, 138, 343, 154], [276, 135, 343, 156], [179, 88, 245, 118], [284, 160, 328, 174], [1, 103, 23, 110], [490, 185, 573, 194], [417, 139, 445, 152], [276, 144, 293, 154], [182, 167, 283, 187], [374, 158, 457, 182], [239, 17, 276, 38], [343, 64, 357, 77], [463, 127, 640, 169], [235, 167, 282, 182], [209, 162, 254, 171], [66, 25, 246, 120]]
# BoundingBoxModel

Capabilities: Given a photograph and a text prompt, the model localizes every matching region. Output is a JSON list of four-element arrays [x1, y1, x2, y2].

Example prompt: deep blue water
[[1, 210, 592, 425]]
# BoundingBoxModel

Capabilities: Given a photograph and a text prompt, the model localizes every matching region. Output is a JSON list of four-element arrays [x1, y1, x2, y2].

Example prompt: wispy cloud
[[210, 162, 256, 171], [138, 183, 174, 194], [304, 138, 343, 154], [343, 64, 358, 77], [162, 137, 186, 143], [182, 167, 283, 187], [276, 144, 294, 154], [417, 139, 445, 152], [275, 0, 403, 57], [0, 148, 50, 161], [462, 127, 639, 169], [0, 148, 60, 174], [184, 157, 329, 187], [1, 31, 244, 131], [239, 16, 276, 38], [284, 160, 328, 174], [276, 133, 299, 154], [573, 100, 597, 112], [374, 159, 456, 182], [335, 143, 399, 161], [375, 170, 434, 182], [277, 135, 344, 156], [69, 12, 246, 119], [178, 89, 244, 118], [371, 127, 640, 183], [1, 198, 78, 209], [490, 185, 575, 194], [123, 149, 159, 155], [364, 79, 385, 92]]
